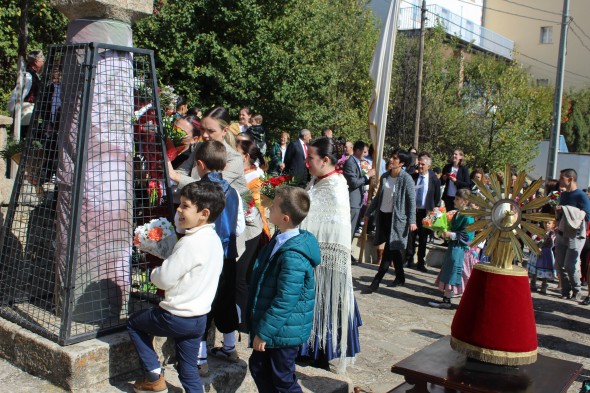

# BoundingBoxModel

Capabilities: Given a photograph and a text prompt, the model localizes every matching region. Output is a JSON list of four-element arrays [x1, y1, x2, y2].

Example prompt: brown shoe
[[133, 373, 167, 393]]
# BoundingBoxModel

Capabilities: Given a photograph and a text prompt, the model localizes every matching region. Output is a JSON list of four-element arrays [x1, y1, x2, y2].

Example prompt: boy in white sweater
[[128, 182, 225, 393]]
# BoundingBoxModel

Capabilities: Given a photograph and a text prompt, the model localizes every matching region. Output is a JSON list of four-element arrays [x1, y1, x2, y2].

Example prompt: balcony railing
[[398, 5, 514, 60]]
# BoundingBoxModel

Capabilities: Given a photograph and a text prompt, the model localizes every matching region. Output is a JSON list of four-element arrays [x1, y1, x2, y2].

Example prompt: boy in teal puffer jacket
[[247, 186, 320, 393]]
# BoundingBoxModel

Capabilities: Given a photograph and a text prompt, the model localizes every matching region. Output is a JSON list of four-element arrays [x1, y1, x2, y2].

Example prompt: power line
[[398, 2, 590, 82], [456, 0, 560, 24], [569, 26, 590, 55], [572, 20, 590, 43], [424, 8, 590, 81], [517, 52, 590, 81], [496, 0, 561, 16], [425, 8, 514, 52]]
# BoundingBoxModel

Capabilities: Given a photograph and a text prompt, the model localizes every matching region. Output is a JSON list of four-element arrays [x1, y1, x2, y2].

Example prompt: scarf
[[300, 174, 355, 372]]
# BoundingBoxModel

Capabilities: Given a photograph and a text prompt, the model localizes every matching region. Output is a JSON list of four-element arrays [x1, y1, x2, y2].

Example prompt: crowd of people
[[125, 103, 590, 392], [8, 62, 589, 390]]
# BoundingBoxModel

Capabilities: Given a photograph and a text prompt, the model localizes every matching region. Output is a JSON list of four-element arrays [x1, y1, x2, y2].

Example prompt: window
[[536, 79, 549, 87], [540, 26, 553, 44]]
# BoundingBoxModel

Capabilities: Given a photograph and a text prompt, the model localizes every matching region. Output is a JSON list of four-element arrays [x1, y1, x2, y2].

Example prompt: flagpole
[[359, 0, 401, 263]]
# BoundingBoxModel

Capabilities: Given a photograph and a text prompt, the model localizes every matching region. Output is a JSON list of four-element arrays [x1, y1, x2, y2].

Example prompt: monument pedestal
[[451, 264, 538, 365], [388, 336, 582, 393]]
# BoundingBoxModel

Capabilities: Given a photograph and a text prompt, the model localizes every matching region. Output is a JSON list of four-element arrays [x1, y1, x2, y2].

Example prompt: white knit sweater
[[151, 223, 223, 317]]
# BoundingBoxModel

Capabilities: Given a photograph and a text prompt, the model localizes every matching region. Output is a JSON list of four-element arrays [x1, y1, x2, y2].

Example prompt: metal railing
[[0, 43, 174, 345], [399, 5, 514, 59]]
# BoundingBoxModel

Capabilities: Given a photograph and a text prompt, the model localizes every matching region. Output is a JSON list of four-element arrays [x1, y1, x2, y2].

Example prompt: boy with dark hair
[[128, 182, 225, 393], [191, 140, 246, 374], [193, 140, 243, 258], [247, 186, 320, 393]]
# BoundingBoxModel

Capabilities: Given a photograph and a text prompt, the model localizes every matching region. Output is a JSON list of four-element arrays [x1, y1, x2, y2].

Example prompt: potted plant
[[0, 139, 43, 165]]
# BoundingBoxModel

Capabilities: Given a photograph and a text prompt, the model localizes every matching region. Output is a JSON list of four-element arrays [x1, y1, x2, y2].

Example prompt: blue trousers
[[128, 307, 206, 393], [249, 346, 302, 393]]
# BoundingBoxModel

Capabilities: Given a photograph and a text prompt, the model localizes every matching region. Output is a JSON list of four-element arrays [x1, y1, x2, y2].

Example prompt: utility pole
[[546, 0, 569, 181], [413, 0, 426, 150]]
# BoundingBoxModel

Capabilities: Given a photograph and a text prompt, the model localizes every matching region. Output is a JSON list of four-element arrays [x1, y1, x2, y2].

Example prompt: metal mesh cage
[[0, 43, 174, 345]]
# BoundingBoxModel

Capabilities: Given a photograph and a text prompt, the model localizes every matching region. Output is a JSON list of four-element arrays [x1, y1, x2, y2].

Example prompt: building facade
[[483, 0, 590, 90]]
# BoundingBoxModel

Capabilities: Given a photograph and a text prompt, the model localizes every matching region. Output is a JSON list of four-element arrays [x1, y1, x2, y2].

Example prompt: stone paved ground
[[1, 241, 589, 392], [347, 261, 590, 393]]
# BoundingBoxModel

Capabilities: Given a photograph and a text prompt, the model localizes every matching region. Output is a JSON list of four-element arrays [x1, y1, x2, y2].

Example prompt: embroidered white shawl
[[300, 174, 355, 371]]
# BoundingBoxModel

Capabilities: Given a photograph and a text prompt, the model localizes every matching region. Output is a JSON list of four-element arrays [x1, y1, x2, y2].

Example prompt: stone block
[[0, 317, 140, 390], [0, 316, 351, 392], [50, 0, 152, 23]]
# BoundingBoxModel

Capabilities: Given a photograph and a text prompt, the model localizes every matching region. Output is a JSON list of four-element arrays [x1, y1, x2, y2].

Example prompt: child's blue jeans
[[249, 346, 302, 393], [128, 307, 206, 393]]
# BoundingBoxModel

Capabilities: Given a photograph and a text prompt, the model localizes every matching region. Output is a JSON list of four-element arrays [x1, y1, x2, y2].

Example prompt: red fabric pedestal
[[450, 263, 538, 365]]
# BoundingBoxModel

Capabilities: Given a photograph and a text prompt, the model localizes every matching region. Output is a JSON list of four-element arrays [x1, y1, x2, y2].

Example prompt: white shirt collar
[[270, 228, 300, 259]]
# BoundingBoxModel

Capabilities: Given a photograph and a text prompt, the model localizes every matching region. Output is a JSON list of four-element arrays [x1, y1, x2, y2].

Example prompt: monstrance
[[449, 164, 554, 366]]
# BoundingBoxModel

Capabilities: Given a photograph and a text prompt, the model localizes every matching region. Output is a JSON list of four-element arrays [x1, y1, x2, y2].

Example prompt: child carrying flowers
[[128, 182, 226, 393], [429, 189, 474, 309], [528, 219, 557, 295]]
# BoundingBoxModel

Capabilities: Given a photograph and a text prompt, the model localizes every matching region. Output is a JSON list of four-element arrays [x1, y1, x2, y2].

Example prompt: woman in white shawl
[[299, 137, 361, 373]]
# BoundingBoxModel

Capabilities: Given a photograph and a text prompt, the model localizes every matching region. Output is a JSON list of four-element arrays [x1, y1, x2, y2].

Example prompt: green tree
[[0, 1, 67, 113], [561, 88, 590, 152], [386, 25, 553, 172], [134, 0, 379, 141], [460, 55, 553, 172]]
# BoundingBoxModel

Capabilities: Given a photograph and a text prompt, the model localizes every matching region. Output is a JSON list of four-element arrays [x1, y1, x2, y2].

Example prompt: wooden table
[[389, 336, 582, 393]]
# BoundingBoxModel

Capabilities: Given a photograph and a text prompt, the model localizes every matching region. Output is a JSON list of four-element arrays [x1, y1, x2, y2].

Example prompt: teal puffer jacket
[[247, 229, 321, 348]]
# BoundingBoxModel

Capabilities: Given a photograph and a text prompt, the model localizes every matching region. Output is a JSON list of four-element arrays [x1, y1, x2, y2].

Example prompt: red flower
[[148, 180, 162, 198], [133, 234, 141, 246], [147, 227, 164, 241]]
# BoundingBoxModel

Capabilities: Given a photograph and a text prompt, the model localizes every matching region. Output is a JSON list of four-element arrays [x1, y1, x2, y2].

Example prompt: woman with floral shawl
[[299, 137, 361, 373]]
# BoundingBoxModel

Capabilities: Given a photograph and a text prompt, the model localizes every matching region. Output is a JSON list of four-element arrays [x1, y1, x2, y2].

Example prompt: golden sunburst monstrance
[[449, 163, 554, 366], [462, 163, 555, 269]]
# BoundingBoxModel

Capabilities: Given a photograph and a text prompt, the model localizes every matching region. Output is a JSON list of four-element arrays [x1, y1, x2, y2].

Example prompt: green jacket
[[247, 229, 321, 348]]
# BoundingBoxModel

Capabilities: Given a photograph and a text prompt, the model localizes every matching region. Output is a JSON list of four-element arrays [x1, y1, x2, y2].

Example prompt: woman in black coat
[[441, 149, 470, 211]]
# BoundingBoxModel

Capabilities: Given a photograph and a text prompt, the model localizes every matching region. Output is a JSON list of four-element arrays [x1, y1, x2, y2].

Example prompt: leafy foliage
[[387, 25, 553, 173], [134, 0, 379, 142], [1, 1, 572, 171], [0, 0, 67, 114], [561, 89, 590, 153]]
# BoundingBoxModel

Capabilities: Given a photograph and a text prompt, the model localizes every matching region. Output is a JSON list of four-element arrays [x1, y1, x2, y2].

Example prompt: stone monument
[[50, 0, 152, 324]]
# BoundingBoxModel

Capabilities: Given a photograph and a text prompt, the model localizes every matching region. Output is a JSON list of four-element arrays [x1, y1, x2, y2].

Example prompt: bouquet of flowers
[[147, 180, 163, 206], [242, 192, 259, 224], [261, 174, 295, 200], [422, 207, 456, 233], [360, 159, 371, 176], [134, 217, 177, 259], [530, 234, 545, 248], [548, 190, 560, 207]]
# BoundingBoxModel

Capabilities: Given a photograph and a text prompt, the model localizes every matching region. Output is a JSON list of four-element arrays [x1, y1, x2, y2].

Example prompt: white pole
[[11, 56, 26, 178]]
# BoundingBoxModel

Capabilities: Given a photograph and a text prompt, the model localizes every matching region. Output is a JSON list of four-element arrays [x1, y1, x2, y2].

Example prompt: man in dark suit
[[406, 152, 441, 272], [343, 141, 375, 244], [283, 129, 311, 187]]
